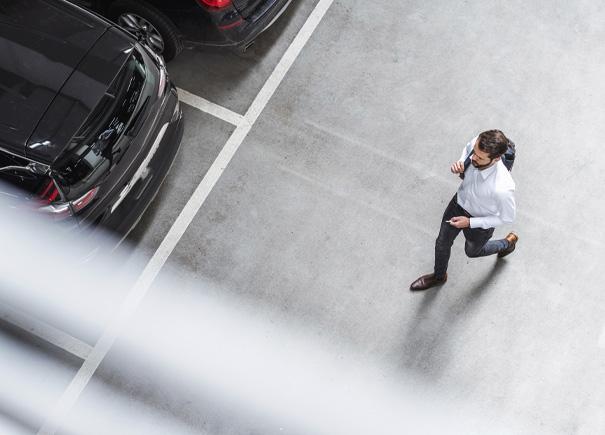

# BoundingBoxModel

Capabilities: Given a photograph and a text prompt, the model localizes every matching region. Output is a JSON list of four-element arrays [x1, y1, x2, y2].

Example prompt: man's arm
[[469, 189, 516, 229], [451, 136, 477, 174], [459, 137, 476, 162]]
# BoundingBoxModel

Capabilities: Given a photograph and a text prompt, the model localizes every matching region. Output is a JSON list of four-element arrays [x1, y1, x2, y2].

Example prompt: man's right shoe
[[409, 273, 447, 291], [497, 232, 518, 258]]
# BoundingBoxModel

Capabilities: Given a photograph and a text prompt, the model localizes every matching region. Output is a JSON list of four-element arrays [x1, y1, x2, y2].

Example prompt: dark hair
[[477, 130, 510, 159]]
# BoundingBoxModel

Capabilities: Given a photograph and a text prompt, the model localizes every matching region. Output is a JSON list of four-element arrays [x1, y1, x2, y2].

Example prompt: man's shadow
[[398, 259, 509, 378]]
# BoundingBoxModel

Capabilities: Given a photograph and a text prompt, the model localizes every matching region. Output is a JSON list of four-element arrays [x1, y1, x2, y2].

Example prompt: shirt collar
[[478, 161, 498, 180]]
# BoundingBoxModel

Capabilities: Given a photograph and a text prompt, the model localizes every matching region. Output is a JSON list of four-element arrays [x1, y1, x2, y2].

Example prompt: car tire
[[108, 0, 183, 61]]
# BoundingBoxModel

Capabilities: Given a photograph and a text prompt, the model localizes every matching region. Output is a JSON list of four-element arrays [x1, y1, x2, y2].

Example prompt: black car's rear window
[[53, 50, 147, 199]]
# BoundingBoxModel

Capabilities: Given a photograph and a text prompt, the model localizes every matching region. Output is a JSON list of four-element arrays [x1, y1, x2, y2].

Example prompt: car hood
[[0, 0, 133, 164]]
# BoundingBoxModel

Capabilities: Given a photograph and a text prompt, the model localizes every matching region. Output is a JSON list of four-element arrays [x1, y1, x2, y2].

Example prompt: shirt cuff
[[470, 216, 503, 229]]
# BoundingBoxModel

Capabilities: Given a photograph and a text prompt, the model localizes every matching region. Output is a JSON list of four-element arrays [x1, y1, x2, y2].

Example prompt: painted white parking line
[[1, 304, 92, 360], [177, 87, 246, 126], [599, 327, 605, 349], [37, 1, 335, 434]]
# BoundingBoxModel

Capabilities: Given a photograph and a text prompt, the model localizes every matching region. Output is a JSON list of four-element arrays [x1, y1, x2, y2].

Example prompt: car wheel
[[108, 0, 183, 61]]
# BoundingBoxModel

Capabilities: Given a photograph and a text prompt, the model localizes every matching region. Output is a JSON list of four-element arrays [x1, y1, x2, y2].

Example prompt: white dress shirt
[[456, 137, 516, 229]]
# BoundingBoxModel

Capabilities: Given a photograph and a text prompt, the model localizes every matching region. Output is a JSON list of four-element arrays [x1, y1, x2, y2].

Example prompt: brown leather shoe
[[409, 273, 447, 291], [497, 232, 518, 258]]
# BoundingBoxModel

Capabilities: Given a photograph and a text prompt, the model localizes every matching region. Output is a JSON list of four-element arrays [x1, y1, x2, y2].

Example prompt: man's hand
[[450, 160, 464, 174], [448, 216, 470, 228]]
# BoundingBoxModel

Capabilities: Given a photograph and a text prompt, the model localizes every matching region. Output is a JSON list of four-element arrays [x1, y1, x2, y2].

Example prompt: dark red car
[[71, 0, 293, 60]]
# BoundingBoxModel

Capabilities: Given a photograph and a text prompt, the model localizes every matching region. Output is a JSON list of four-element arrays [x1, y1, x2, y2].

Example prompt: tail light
[[37, 180, 99, 220], [197, 0, 232, 8], [71, 187, 99, 213]]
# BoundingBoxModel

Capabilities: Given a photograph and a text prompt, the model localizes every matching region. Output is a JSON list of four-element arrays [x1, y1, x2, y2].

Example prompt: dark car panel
[[235, 0, 293, 45], [138, 0, 291, 46], [232, 0, 263, 19], [51, 47, 149, 201], [69, 0, 292, 60], [26, 27, 134, 165], [0, 0, 183, 243], [0, 0, 109, 156], [83, 87, 183, 238], [73, 47, 183, 240]]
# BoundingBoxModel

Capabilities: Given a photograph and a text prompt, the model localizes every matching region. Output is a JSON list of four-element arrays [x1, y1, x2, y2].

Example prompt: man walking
[[410, 130, 518, 291]]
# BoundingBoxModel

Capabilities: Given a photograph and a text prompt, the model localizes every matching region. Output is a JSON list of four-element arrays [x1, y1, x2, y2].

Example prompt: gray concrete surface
[[167, 0, 319, 114], [6, 0, 605, 433], [160, 1, 605, 433], [0, 321, 81, 434], [126, 105, 235, 257]]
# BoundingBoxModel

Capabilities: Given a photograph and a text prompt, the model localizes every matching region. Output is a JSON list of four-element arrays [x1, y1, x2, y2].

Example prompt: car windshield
[[52, 50, 147, 200]]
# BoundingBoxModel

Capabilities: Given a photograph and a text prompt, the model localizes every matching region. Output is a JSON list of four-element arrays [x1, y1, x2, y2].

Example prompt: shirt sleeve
[[469, 188, 516, 229], [459, 136, 477, 162]]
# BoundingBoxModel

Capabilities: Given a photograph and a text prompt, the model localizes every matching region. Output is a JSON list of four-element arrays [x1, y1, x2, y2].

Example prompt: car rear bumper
[[237, 0, 293, 45], [185, 0, 293, 47]]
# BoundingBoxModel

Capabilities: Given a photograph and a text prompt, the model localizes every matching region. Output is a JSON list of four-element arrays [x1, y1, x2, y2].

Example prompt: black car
[[0, 0, 183, 241], [70, 0, 293, 60]]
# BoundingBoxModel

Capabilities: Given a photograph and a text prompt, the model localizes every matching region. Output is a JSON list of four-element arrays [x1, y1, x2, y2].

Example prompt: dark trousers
[[434, 195, 509, 279]]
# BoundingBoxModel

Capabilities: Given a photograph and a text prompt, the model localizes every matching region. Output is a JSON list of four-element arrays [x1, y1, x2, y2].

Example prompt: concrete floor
[[5, 0, 605, 433]]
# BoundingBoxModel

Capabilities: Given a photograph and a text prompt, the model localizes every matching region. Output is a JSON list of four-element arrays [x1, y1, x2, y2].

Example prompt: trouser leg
[[434, 196, 462, 279], [463, 227, 509, 257]]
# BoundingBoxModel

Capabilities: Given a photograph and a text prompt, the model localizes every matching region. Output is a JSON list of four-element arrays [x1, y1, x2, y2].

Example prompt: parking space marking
[[177, 87, 246, 126], [599, 327, 605, 349], [1, 304, 91, 360], [38, 1, 335, 434]]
